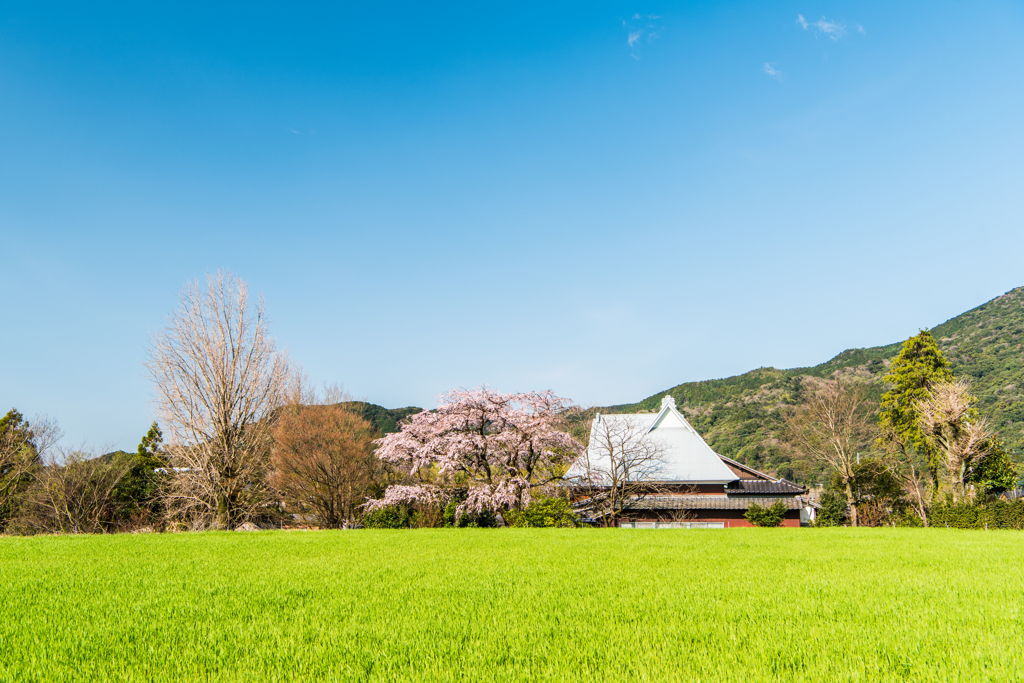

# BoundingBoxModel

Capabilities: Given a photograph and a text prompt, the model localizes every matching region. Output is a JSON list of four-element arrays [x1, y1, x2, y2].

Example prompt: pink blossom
[[368, 387, 583, 517]]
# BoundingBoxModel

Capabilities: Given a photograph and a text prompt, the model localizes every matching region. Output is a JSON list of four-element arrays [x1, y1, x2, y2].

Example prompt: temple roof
[[576, 395, 739, 484], [573, 395, 809, 492]]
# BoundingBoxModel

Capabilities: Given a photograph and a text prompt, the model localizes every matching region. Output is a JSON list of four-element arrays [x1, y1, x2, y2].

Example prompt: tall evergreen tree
[[137, 422, 164, 468], [0, 409, 57, 530], [878, 331, 953, 488], [107, 423, 168, 529]]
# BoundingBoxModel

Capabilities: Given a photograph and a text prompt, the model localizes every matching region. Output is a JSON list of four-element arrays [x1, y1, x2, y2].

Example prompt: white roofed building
[[568, 395, 810, 528]]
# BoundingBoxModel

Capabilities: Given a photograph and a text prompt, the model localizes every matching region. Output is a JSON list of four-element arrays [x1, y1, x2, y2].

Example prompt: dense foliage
[[505, 496, 580, 528], [929, 499, 1024, 529], [743, 499, 788, 527], [0, 409, 41, 531], [968, 441, 1018, 494], [338, 402, 422, 435], [814, 491, 848, 526], [877, 331, 953, 478], [361, 504, 415, 529]]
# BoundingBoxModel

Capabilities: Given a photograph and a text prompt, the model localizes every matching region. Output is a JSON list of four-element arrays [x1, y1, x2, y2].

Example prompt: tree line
[[1, 271, 585, 534], [787, 331, 1019, 527], [4, 272, 1020, 534]]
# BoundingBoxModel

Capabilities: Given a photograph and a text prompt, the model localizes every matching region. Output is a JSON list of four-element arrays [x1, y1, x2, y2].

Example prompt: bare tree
[[902, 460, 930, 527], [271, 384, 381, 528], [1, 412, 60, 527], [569, 414, 668, 526], [785, 378, 874, 527], [16, 448, 133, 534], [916, 379, 993, 503], [147, 271, 290, 530]]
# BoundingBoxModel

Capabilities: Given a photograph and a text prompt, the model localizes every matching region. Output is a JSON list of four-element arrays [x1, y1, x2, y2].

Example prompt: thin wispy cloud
[[622, 13, 661, 60], [797, 14, 857, 41], [813, 17, 846, 39], [763, 63, 783, 81]]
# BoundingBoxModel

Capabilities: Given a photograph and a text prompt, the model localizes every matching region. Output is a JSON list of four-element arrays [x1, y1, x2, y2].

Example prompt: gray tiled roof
[[727, 480, 806, 495], [624, 495, 806, 511]]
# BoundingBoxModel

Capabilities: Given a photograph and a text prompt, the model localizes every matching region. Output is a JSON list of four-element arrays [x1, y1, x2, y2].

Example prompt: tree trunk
[[217, 492, 230, 529], [845, 480, 858, 528], [913, 489, 929, 527]]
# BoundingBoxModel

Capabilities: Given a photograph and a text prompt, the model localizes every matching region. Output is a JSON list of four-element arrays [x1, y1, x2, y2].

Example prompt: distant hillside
[[338, 402, 423, 435], [97, 450, 135, 463], [606, 287, 1024, 483]]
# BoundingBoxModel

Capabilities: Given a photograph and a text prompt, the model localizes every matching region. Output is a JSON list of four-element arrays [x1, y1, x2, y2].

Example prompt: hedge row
[[929, 500, 1024, 530]]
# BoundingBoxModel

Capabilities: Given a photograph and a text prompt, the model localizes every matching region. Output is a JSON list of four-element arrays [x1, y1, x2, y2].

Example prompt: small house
[[571, 395, 810, 527]]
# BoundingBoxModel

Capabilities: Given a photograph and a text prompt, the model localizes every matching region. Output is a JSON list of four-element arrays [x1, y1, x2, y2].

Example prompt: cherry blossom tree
[[366, 388, 583, 518]]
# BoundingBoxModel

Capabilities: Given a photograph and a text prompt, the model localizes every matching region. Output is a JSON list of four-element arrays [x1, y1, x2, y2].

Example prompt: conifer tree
[[878, 331, 953, 488], [137, 422, 164, 468], [0, 410, 39, 528]]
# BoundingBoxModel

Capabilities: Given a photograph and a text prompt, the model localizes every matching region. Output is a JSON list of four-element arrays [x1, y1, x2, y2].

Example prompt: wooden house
[[571, 395, 810, 527]]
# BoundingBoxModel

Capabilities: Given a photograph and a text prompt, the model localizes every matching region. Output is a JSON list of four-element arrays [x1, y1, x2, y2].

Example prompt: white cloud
[[763, 63, 783, 81], [622, 13, 662, 59], [813, 17, 847, 39], [798, 15, 857, 40]]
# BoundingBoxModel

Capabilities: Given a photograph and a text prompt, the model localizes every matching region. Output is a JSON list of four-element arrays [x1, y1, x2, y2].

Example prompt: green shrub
[[110, 451, 166, 528], [506, 497, 580, 528], [967, 443, 1018, 495], [362, 505, 413, 529], [930, 499, 1024, 530], [744, 500, 788, 527], [441, 492, 498, 528], [814, 491, 848, 527], [892, 511, 925, 527]]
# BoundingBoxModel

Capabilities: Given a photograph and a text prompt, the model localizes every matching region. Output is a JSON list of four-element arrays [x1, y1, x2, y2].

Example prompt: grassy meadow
[[1, 529, 1022, 682]]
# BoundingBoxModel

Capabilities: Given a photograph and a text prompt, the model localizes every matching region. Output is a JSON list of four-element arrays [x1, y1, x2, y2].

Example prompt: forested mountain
[[605, 287, 1024, 484], [339, 402, 423, 435]]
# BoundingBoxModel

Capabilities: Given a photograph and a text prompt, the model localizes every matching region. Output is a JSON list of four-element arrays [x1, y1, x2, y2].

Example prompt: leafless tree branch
[[916, 379, 993, 503], [785, 377, 874, 527], [146, 270, 290, 529], [568, 414, 670, 526]]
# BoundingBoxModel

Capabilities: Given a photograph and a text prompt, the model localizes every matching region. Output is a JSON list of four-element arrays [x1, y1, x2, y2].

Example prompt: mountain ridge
[[604, 286, 1024, 483]]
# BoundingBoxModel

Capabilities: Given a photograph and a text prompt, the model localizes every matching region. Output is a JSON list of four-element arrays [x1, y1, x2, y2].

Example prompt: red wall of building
[[621, 509, 802, 528]]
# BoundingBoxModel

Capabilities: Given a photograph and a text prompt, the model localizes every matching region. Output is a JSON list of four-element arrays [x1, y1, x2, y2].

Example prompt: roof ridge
[[717, 453, 779, 482]]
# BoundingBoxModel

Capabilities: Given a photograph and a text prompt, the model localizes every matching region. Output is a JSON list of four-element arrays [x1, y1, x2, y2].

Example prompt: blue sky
[[3, 1, 1023, 450]]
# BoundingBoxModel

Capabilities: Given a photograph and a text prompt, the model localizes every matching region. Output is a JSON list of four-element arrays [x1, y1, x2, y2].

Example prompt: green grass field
[[1, 529, 1022, 682]]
